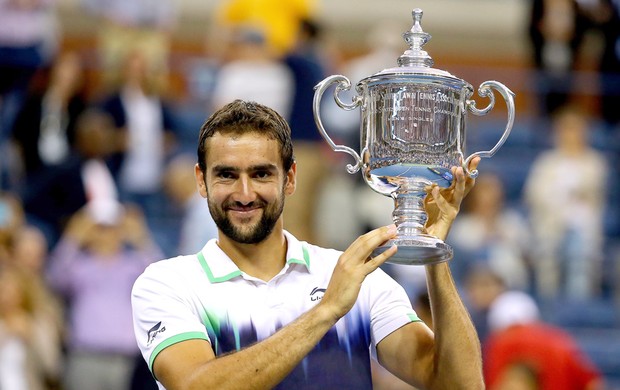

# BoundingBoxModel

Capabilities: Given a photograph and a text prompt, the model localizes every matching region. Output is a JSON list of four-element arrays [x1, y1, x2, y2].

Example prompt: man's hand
[[320, 225, 398, 321], [423, 157, 480, 241]]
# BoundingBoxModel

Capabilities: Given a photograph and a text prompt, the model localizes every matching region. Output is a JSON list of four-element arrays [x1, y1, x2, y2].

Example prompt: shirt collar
[[197, 231, 311, 283]]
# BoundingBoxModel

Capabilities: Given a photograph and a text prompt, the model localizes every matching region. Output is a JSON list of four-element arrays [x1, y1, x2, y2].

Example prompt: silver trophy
[[313, 8, 515, 265]]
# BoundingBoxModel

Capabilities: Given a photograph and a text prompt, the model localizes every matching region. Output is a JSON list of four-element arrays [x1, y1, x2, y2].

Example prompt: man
[[131, 100, 483, 389]]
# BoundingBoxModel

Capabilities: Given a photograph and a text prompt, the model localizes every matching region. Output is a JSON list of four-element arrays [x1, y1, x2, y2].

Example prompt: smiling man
[[131, 100, 484, 390], [205, 132, 287, 246]]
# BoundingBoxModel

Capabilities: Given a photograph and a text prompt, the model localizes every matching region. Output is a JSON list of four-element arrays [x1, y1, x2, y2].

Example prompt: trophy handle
[[313, 75, 363, 174], [463, 80, 515, 178]]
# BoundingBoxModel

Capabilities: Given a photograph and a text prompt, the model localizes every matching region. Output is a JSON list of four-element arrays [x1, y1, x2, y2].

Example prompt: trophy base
[[372, 235, 453, 265]]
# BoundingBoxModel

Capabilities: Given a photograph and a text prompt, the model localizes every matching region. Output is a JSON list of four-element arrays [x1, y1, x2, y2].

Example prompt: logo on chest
[[310, 287, 327, 301]]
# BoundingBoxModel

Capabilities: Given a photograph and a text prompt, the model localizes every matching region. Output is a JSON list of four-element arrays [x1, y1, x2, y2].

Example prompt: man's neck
[[216, 228, 288, 282]]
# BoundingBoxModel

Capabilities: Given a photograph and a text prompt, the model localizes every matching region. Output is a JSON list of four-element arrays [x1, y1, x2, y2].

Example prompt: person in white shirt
[[524, 105, 608, 299], [132, 99, 484, 389]]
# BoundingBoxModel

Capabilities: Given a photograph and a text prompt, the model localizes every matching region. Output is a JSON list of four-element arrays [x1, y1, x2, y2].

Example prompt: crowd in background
[[0, 0, 619, 389]]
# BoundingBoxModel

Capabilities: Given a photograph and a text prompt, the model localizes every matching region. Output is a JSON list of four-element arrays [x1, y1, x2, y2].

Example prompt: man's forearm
[[183, 302, 338, 390], [425, 262, 484, 390]]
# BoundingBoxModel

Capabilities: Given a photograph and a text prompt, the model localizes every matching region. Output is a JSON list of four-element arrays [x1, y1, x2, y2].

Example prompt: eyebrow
[[211, 163, 279, 174]]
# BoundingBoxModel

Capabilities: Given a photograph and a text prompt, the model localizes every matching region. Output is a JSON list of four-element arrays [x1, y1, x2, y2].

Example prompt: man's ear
[[195, 163, 208, 198], [285, 161, 297, 196]]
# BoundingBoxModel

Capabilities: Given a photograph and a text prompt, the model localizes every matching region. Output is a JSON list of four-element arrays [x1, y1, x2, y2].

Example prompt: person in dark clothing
[[19, 109, 118, 249], [11, 52, 87, 181]]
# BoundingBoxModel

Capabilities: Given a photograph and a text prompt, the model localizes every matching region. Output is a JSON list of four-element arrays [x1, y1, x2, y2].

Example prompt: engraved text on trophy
[[362, 83, 465, 195]]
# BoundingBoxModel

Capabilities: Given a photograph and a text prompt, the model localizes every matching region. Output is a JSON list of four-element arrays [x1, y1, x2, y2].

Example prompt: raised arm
[[152, 225, 398, 390], [376, 158, 484, 390]]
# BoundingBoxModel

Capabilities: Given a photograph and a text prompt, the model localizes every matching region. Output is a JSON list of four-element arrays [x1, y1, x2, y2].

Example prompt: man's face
[[196, 132, 295, 244]]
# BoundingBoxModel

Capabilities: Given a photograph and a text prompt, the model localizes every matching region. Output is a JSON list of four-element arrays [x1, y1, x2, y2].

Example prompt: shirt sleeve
[[131, 261, 210, 374], [365, 268, 421, 347]]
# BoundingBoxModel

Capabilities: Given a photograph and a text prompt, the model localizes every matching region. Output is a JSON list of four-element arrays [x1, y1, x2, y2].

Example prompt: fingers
[[464, 156, 481, 195], [452, 165, 466, 204], [467, 156, 481, 172], [429, 185, 458, 223], [355, 224, 397, 255], [426, 165, 467, 220], [424, 157, 482, 213], [323, 224, 398, 320], [430, 185, 447, 209], [447, 156, 480, 199], [366, 244, 398, 268], [345, 224, 397, 269]]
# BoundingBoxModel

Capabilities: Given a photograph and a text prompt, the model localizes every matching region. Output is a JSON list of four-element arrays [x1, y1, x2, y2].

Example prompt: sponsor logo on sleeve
[[147, 321, 166, 346]]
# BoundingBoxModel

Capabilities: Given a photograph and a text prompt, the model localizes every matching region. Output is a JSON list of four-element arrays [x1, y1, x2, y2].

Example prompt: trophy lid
[[361, 8, 468, 86]]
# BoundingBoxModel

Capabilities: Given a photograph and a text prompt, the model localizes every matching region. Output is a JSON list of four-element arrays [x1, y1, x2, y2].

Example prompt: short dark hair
[[197, 100, 294, 173]]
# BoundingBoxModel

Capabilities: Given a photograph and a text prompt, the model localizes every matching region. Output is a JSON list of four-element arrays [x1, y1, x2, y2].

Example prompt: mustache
[[223, 199, 267, 210]]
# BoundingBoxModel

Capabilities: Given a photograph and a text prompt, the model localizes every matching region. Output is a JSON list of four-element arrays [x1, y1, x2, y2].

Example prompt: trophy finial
[[412, 9, 425, 33], [398, 8, 434, 67]]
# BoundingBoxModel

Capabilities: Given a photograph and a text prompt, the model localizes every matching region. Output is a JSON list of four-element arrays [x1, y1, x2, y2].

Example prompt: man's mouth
[[225, 203, 264, 218]]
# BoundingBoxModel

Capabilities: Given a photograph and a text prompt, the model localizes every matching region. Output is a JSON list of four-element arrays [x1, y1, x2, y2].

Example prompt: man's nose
[[232, 175, 255, 203]]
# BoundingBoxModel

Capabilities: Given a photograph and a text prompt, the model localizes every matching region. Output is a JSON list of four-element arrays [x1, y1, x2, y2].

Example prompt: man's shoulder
[[135, 253, 201, 286], [304, 241, 343, 259]]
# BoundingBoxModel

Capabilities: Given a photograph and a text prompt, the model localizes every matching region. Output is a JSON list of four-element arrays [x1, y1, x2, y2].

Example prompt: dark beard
[[208, 194, 285, 244]]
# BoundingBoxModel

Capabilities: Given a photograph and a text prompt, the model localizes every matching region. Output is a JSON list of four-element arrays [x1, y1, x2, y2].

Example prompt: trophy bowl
[[313, 8, 515, 265]]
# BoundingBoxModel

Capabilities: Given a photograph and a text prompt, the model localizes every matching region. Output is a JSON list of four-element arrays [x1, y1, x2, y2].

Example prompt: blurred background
[[0, 0, 619, 389]]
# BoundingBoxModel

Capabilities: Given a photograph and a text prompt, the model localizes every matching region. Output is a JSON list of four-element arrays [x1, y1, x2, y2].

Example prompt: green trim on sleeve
[[407, 313, 422, 323], [149, 331, 209, 371]]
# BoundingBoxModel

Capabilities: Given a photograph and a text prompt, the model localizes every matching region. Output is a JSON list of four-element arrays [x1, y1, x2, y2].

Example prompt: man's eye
[[255, 171, 271, 179], [218, 172, 234, 179]]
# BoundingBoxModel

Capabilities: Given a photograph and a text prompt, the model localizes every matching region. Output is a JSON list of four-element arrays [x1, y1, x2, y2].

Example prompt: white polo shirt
[[131, 231, 421, 389]]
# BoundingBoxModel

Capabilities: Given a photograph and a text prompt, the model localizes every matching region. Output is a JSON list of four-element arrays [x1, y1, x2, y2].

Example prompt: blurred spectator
[[162, 153, 218, 255], [0, 263, 63, 390], [528, 0, 579, 115], [9, 225, 65, 388], [19, 108, 119, 248], [210, 26, 294, 119], [448, 173, 531, 290], [280, 19, 330, 243], [484, 290, 604, 390], [284, 18, 331, 136], [80, 0, 176, 89], [11, 51, 87, 188], [98, 50, 177, 221], [528, 0, 620, 120], [523, 105, 608, 299], [47, 201, 162, 390], [214, 0, 317, 56], [0, 0, 59, 149], [10, 226, 64, 336]]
